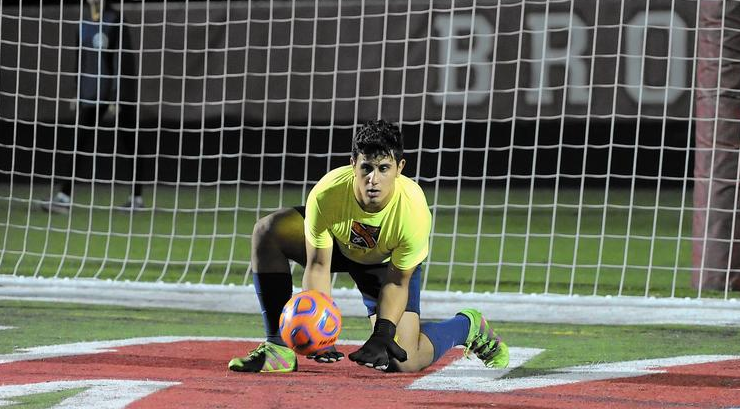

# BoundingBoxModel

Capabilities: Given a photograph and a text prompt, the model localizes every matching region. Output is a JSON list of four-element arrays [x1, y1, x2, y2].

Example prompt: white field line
[[0, 336, 363, 365], [2, 275, 739, 326], [2, 336, 738, 395], [0, 380, 179, 409]]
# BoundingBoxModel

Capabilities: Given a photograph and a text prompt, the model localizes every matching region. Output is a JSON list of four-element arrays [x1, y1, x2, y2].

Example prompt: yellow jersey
[[304, 165, 431, 270]]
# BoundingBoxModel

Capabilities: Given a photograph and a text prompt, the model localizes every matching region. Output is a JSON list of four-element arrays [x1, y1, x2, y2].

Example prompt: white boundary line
[[409, 353, 740, 393], [1, 275, 739, 326], [0, 336, 361, 365], [0, 380, 180, 409], [1, 336, 737, 396]]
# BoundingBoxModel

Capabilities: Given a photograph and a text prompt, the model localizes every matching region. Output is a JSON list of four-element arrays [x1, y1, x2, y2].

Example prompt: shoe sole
[[38, 203, 70, 215]]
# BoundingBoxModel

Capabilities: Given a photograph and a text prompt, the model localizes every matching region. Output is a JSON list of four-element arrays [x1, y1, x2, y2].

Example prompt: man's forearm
[[377, 281, 408, 324], [302, 265, 332, 295]]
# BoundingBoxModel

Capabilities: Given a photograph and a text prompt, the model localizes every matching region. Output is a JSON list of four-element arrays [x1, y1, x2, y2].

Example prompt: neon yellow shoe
[[458, 308, 509, 368], [228, 342, 297, 373]]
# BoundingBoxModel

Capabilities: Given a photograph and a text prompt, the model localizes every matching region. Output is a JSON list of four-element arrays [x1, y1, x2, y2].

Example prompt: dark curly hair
[[351, 119, 404, 164]]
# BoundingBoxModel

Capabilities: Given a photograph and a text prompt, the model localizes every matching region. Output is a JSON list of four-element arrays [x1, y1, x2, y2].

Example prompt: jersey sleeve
[[390, 190, 432, 270], [391, 222, 430, 270], [304, 187, 334, 249]]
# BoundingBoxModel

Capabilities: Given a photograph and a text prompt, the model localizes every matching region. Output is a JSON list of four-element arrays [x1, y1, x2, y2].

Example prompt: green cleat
[[458, 308, 510, 369], [228, 342, 297, 373]]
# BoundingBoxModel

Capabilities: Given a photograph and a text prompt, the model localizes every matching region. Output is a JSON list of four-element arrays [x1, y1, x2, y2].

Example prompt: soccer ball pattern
[[279, 290, 342, 355]]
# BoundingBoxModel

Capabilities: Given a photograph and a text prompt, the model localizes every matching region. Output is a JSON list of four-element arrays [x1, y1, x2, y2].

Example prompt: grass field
[[0, 300, 740, 409], [2, 299, 739, 372], [0, 183, 712, 298]]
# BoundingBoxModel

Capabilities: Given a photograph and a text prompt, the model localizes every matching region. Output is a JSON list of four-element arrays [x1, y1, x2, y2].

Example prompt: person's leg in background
[[42, 103, 105, 214], [116, 102, 147, 210]]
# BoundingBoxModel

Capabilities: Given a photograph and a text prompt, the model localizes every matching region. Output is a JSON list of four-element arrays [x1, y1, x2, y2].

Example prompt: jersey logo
[[350, 221, 381, 249]]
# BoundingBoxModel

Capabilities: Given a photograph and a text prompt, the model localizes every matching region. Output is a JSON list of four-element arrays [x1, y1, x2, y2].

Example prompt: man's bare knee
[[389, 358, 425, 373], [251, 209, 307, 271], [252, 214, 278, 248]]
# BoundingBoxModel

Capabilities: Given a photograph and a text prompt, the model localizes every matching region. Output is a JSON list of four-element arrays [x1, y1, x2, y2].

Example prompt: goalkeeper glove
[[348, 318, 407, 371], [306, 346, 344, 363]]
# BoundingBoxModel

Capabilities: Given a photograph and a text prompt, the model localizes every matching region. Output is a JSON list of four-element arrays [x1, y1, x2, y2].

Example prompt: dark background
[[0, 1, 696, 188], [1, 119, 693, 188]]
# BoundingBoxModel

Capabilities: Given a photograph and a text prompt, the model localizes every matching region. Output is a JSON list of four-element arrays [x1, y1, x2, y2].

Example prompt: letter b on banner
[[434, 15, 494, 105]]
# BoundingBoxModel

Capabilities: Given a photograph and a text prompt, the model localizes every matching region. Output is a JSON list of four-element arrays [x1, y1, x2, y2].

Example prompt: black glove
[[348, 318, 407, 371], [306, 345, 344, 363]]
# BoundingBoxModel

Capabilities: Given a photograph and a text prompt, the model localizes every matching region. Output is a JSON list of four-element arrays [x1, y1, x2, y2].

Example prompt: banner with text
[[0, 0, 697, 125]]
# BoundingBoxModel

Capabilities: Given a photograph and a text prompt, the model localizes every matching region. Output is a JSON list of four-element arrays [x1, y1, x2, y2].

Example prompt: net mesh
[[1, 0, 734, 299]]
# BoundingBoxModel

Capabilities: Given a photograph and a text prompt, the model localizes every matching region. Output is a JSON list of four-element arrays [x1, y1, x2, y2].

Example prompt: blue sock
[[421, 314, 470, 363], [253, 272, 293, 346]]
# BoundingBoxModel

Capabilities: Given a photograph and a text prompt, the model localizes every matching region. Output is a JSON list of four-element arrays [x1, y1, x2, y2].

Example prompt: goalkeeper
[[229, 120, 509, 373]]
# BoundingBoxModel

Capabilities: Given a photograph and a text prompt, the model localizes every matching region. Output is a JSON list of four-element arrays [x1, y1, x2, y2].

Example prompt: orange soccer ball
[[279, 290, 342, 355]]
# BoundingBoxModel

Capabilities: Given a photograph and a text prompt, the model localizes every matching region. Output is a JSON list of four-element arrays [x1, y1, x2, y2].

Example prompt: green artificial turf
[[1, 184, 713, 298], [2, 299, 738, 372]]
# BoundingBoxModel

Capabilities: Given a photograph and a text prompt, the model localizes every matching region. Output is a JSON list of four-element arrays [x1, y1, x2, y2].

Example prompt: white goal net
[[1, 0, 739, 312]]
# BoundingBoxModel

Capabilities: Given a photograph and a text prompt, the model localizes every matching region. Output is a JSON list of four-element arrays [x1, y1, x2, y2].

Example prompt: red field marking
[[1, 340, 739, 409]]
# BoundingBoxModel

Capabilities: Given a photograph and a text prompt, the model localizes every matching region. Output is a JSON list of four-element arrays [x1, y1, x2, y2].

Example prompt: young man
[[229, 120, 509, 373], [42, 0, 146, 214]]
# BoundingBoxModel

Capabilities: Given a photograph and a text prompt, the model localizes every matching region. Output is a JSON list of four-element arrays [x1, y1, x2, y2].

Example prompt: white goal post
[[1, 0, 739, 321]]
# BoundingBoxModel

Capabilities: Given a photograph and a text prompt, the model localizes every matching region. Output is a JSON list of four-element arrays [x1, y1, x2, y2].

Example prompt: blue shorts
[[346, 264, 422, 317], [295, 206, 422, 317]]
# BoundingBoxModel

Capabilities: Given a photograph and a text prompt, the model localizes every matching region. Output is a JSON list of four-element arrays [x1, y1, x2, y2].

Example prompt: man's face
[[351, 153, 405, 213]]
